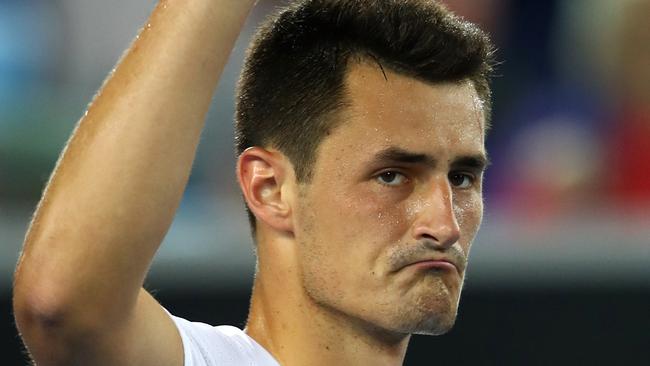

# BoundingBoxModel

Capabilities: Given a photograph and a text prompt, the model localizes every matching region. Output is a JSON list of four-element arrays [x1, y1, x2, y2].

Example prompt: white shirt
[[170, 314, 280, 366]]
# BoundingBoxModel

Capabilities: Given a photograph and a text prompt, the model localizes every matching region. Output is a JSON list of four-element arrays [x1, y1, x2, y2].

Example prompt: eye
[[449, 172, 474, 189], [376, 171, 408, 187]]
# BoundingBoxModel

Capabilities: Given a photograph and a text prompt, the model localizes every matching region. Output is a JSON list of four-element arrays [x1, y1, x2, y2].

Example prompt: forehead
[[321, 62, 486, 161]]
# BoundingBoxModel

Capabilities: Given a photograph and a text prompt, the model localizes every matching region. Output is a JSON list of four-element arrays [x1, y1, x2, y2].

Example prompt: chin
[[410, 311, 458, 336], [390, 293, 461, 336]]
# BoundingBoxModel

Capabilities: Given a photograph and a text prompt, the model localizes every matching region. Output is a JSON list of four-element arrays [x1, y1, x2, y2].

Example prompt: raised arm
[[12, 1, 256, 365]]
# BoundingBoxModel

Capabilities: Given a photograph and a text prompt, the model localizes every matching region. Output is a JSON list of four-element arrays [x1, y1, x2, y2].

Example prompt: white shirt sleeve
[[167, 312, 280, 366]]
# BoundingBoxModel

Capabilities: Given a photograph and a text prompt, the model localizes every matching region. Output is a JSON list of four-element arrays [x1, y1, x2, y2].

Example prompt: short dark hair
[[235, 0, 494, 230]]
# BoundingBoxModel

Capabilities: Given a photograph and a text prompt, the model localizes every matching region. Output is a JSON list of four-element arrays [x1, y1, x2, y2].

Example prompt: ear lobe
[[237, 147, 294, 233]]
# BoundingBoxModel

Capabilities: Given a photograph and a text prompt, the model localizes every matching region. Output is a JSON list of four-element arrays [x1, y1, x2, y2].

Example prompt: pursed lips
[[388, 244, 467, 275], [406, 258, 461, 274], [400, 252, 466, 275]]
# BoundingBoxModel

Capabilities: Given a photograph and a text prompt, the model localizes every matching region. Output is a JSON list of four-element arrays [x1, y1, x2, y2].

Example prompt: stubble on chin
[[390, 274, 465, 336]]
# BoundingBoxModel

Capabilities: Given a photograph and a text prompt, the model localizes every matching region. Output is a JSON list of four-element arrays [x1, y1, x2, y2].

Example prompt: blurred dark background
[[1, 0, 648, 364]]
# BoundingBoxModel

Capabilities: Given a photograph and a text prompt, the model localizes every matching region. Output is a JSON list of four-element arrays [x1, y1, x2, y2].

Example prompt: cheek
[[297, 186, 373, 268], [318, 181, 410, 238], [356, 185, 413, 245], [454, 193, 484, 248], [296, 190, 398, 304], [297, 184, 410, 278]]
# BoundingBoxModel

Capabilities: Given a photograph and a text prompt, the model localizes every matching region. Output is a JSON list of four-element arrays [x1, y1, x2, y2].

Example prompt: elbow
[[14, 284, 68, 333], [13, 274, 72, 345], [13, 281, 71, 365], [13, 247, 87, 335]]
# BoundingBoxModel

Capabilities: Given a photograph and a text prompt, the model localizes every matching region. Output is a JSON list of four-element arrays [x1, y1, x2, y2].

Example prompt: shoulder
[[168, 313, 279, 366]]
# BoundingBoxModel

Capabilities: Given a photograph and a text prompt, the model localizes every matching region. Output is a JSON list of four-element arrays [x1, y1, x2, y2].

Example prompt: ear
[[236, 147, 295, 234]]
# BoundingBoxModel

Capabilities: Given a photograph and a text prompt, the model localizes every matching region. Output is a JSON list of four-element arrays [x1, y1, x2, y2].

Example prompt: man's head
[[236, 0, 493, 336]]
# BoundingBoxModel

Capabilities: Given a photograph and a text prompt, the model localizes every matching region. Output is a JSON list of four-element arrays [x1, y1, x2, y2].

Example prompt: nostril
[[420, 233, 438, 243], [414, 225, 458, 250]]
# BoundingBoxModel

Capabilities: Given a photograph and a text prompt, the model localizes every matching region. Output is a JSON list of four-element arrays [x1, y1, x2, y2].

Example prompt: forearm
[[14, 0, 255, 327]]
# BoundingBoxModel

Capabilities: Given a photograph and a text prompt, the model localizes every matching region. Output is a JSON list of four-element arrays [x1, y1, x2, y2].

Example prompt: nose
[[411, 177, 461, 249]]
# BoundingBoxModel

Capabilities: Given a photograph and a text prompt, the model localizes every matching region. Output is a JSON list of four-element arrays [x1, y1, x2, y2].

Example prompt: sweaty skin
[[244, 61, 487, 366]]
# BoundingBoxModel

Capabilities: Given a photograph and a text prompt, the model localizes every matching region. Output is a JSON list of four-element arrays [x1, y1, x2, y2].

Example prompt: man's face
[[293, 62, 487, 336]]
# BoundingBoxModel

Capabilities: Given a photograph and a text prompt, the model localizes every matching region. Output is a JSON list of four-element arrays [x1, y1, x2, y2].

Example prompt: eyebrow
[[371, 147, 490, 171], [451, 154, 491, 172]]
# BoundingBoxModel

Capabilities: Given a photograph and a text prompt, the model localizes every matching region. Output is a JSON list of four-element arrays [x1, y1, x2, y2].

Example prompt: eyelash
[[375, 170, 409, 187], [448, 172, 476, 189]]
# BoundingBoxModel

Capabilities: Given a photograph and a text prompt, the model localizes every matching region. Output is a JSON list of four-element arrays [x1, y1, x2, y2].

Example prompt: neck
[[245, 235, 410, 366]]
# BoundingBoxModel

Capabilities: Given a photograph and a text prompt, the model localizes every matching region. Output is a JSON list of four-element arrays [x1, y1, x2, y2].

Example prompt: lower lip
[[408, 261, 458, 273]]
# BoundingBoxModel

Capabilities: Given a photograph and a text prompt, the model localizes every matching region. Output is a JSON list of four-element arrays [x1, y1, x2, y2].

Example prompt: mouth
[[388, 245, 467, 277], [406, 259, 460, 274]]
